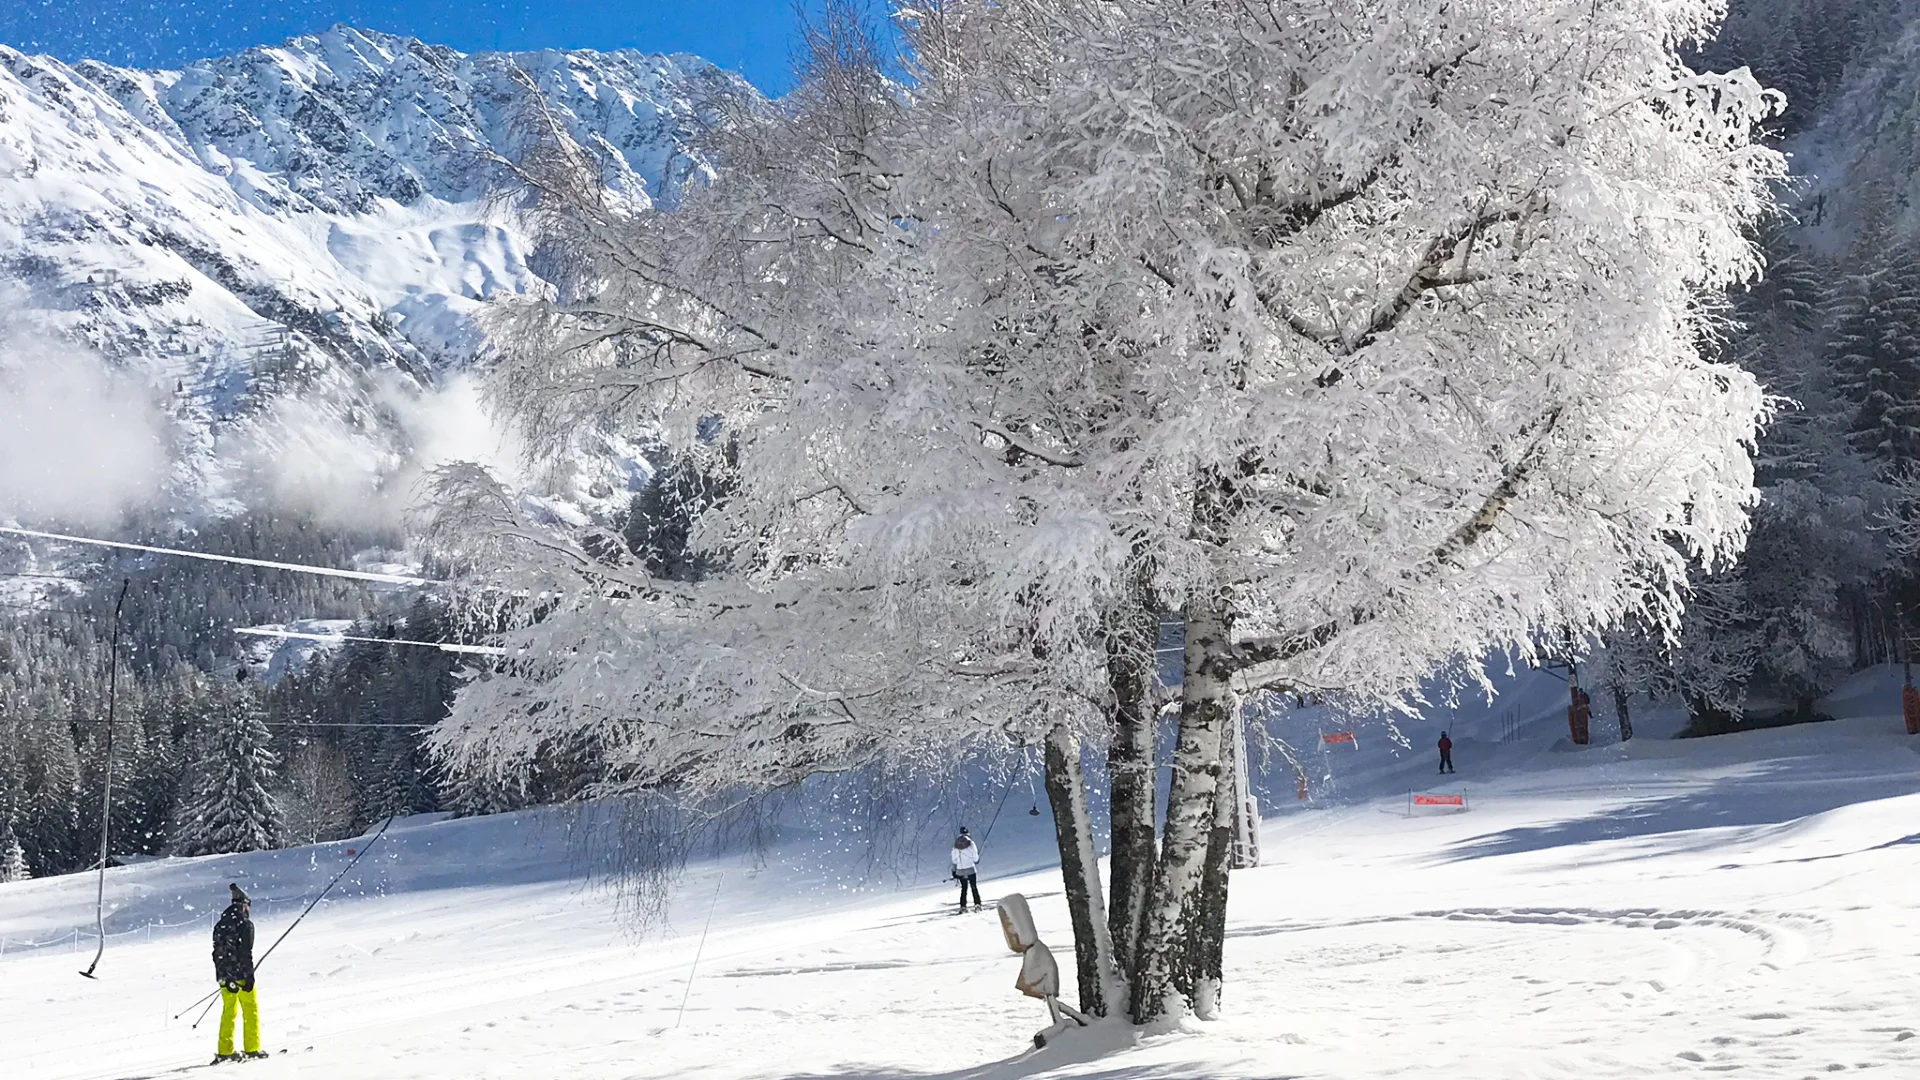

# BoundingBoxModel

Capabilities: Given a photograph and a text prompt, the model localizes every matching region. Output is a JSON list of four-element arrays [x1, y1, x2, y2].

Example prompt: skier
[[1437, 732, 1455, 774], [951, 827, 983, 913], [211, 883, 266, 1063]]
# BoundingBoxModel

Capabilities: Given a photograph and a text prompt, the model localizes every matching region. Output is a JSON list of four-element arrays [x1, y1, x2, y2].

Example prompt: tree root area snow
[[6, 719, 1919, 1079]]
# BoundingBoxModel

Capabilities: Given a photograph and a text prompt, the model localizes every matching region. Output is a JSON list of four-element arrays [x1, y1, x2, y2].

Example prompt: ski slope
[[5, 669, 1920, 1080]]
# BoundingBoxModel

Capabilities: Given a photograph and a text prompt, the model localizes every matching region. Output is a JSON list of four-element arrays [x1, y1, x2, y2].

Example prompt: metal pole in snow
[[79, 580, 130, 981]]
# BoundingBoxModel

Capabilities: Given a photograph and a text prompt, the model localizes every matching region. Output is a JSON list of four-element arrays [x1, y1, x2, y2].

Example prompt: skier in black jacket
[[212, 883, 265, 1062]]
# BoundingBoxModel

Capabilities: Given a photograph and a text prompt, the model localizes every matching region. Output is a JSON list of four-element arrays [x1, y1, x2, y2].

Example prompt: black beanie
[[229, 882, 249, 904]]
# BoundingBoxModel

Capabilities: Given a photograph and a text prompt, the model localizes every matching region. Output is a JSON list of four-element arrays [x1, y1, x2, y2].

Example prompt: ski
[[108, 1048, 302, 1080], [198, 1049, 291, 1069]]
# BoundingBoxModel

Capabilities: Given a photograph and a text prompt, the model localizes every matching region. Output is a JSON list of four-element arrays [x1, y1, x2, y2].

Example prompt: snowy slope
[[6, 680, 1919, 1080], [0, 27, 747, 521]]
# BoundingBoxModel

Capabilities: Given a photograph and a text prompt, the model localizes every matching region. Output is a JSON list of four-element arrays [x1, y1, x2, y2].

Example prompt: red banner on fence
[[1322, 731, 1357, 747], [1412, 794, 1465, 807]]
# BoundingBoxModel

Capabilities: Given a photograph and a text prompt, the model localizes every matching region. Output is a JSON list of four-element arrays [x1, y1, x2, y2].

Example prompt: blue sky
[[0, 1, 833, 93]]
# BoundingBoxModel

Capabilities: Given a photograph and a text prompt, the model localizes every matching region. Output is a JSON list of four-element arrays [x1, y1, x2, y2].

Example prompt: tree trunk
[[1043, 722, 1119, 1018], [1188, 720, 1237, 1019], [1611, 682, 1633, 742], [1132, 595, 1234, 1024], [1105, 604, 1159, 1000]]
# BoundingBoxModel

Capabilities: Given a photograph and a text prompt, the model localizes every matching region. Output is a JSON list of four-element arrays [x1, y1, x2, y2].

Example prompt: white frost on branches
[[429, 0, 1785, 1011]]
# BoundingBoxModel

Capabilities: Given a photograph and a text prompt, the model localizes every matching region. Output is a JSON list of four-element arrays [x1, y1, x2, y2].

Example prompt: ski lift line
[[0, 526, 439, 587], [20, 716, 439, 729], [3, 601, 503, 657], [233, 626, 507, 656], [979, 772, 1018, 844], [675, 871, 725, 1030]]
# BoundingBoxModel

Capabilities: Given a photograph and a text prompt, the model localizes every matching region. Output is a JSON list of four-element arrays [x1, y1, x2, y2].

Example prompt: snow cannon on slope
[[996, 893, 1090, 1048]]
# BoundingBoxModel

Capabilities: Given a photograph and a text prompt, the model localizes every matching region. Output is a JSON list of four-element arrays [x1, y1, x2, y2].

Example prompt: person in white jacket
[[950, 827, 983, 912]]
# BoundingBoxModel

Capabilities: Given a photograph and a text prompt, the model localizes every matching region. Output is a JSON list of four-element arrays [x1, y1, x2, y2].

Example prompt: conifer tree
[[0, 819, 28, 883], [0, 746, 28, 882], [170, 671, 283, 856], [19, 698, 82, 875], [1830, 225, 1920, 473]]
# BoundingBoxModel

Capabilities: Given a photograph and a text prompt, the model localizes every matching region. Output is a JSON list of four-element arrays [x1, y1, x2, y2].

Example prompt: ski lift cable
[[32, 717, 440, 729], [233, 626, 506, 657], [0, 593, 500, 655], [0, 526, 439, 587], [979, 771, 1017, 844]]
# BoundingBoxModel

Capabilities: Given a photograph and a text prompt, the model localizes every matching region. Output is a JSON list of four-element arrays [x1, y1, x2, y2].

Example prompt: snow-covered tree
[[170, 674, 283, 857], [1832, 230, 1920, 472], [277, 742, 358, 846], [0, 737, 29, 882], [0, 821, 27, 883], [1602, 226, 1891, 721], [436, 0, 1784, 1024]]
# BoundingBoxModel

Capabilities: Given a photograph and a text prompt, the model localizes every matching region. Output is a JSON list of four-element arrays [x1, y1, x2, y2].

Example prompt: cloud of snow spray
[[244, 369, 524, 530], [0, 312, 170, 527]]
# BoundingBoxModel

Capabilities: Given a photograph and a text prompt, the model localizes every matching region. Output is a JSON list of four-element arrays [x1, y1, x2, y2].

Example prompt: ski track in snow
[[6, 666, 1920, 1079]]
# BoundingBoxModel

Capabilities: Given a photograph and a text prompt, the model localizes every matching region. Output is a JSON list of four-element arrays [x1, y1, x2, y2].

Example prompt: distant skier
[[951, 827, 983, 913], [1437, 732, 1455, 774], [211, 883, 266, 1062]]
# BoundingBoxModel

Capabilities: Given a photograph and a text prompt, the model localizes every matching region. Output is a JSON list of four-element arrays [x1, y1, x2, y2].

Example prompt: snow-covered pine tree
[[621, 444, 739, 583], [0, 819, 28, 882], [170, 672, 283, 857], [439, 761, 529, 818], [19, 692, 82, 875], [121, 680, 184, 856], [0, 740, 28, 882], [1830, 221, 1920, 473]]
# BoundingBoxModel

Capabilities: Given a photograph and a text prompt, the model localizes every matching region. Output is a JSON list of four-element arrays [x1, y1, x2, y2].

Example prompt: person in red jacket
[[1437, 732, 1455, 774]]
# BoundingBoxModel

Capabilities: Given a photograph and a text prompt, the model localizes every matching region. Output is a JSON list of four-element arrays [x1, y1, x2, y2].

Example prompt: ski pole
[[178, 816, 397, 1027], [189, 989, 220, 1028]]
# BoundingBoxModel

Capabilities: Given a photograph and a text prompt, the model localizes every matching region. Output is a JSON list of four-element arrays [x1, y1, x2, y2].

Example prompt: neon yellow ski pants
[[218, 984, 261, 1056]]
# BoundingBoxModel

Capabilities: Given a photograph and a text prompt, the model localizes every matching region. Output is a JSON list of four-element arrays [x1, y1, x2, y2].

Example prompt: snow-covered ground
[[6, 668, 1920, 1079]]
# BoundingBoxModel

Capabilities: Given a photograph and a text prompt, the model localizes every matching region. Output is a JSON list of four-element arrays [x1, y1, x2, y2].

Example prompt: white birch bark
[[1043, 721, 1124, 1016], [1132, 596, 1233, 1022]]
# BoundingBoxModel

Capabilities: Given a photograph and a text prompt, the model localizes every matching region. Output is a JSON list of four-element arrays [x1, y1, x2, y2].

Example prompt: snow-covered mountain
[[0, 26, 749, 523]]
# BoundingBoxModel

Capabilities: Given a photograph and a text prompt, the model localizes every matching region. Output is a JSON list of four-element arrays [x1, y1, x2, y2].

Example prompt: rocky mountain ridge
[[0, 25, 750, 529]]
